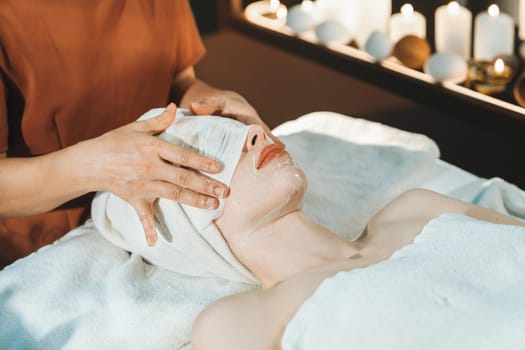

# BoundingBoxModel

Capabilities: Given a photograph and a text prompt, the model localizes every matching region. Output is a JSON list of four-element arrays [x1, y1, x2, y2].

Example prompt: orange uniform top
[[0, 0, 205, 267]]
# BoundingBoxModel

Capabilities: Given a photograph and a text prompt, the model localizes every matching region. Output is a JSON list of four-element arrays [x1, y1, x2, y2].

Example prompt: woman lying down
[[93, 107, 525, 350]]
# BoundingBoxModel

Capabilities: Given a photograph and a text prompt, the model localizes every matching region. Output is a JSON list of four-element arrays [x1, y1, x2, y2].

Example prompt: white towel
[[92, 108, 257, 284], [282, 214, 525, 349]]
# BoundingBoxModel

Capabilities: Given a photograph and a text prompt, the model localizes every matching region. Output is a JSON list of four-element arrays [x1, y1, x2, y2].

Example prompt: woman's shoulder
[[192, 264, 346, 350], [192, 287, 280, 350], [369, 188, 469, 227], [364, 189, 471, 251]]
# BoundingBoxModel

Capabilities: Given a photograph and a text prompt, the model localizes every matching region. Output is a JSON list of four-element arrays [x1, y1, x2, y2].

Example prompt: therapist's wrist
[[64, 138, 106, 194]]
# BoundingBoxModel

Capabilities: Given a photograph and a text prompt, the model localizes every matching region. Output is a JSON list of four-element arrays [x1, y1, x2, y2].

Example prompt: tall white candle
[[389, 4, 426, 43], [474, 4, 514, 61], [355, 0, 392, 47], [315, 0, 360, 39], [435, 2, 472, 59]]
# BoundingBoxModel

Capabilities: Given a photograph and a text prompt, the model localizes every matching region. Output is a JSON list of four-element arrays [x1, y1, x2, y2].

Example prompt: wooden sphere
[[393, 35, 431, 70], [513, 71, 525, 107]]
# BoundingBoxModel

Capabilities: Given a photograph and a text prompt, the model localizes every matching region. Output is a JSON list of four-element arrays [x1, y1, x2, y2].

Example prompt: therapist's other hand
[[190, 91, 284, 146], [88, 103, 228, 246]]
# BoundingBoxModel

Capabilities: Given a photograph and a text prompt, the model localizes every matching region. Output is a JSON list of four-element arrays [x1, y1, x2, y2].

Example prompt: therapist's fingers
[[133, 103, 178, 135], [150, 180, 220, 210], [156, 138, 223, 174], [155, 163, 229, 200], [131, 200, 157, 246]]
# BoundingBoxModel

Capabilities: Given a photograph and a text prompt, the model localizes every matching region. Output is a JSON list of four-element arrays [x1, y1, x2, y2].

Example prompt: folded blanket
[[275, 112, 441, 240], [0, 112, 467, 349], [282, 214, 525, 350]]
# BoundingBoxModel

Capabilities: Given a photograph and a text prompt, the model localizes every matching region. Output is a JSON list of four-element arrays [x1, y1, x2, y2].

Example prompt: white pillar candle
[[435, 2, 472, 59], [520, 0, 525, 40], [474, 4, 514, 61], [389, 4, 426, 43], [315, 0, 360, 39], [355, 0, 392, 47]]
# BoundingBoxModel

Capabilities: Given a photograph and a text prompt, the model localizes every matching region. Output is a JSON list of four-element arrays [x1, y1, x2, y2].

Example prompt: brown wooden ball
[[392, 35, 431, 70]]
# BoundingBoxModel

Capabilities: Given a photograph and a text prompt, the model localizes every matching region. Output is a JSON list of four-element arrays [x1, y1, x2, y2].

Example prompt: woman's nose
[[245, 125, 268, 151]]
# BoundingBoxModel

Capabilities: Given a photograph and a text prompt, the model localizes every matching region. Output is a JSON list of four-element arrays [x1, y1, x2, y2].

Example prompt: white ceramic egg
[[424, 52, 467, 84], [364, 31, 392, 61], [314, 19, 351, 44], [286, 4, 316, 34]]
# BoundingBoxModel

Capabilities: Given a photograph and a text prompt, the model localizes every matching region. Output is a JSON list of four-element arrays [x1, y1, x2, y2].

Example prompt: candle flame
[[488, 4, 500, 17], [276, 7, 287, 19], [494, 58, 505, 74], [447, 1, 460, 15], [269, 0, 280, 13], [401, 3, 414, 18], [301, 0, 314, 12]]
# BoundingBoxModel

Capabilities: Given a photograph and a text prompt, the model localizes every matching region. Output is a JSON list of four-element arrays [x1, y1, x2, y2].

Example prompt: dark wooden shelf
[[221, 0, 525, 143]]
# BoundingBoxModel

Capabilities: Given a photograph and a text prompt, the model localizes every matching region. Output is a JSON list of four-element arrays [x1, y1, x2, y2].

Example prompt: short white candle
[[389, 4, 426, 43], [474, 4, 514, 61], [435, 2, 472, 59]]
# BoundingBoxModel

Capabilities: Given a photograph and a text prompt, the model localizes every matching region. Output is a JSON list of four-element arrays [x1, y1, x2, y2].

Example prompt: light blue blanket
[[282, 214, 525, 349]]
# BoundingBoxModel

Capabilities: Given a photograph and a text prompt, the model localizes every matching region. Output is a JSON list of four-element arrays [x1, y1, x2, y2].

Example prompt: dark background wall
[[189, 1, 218, 35]]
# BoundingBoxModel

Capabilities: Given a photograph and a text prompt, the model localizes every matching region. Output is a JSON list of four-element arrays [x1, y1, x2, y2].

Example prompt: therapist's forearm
[[0, 144, 93, 218]]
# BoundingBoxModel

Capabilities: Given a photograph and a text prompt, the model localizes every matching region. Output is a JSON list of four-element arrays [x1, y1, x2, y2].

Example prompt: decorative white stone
[[314, 19, 351, 44], [286, 4, 316, 34], [424, 51, 467, 83], [364, 31, 393, 61]]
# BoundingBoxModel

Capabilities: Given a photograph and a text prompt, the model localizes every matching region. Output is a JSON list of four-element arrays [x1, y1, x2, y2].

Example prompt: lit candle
[[468, 57, 515, 95], [491, 58, 512, 81], [260, 0, 287, 20], [474, 4, 514, 61], [435, 1, 472, 59], [389, 4, 426, 43]]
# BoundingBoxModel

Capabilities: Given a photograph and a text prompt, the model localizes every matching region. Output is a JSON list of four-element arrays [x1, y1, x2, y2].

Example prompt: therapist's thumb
[[137, 103, 177, 134], [190, 101, 222, 115], [132, 200, 157, 246]]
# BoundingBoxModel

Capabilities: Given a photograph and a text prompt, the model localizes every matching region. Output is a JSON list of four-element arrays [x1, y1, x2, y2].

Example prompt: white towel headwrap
[[92, 108, 258, 284]]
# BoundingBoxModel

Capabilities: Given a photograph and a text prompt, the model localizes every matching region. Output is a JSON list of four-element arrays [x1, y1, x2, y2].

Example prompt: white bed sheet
[[0, 111, 511, 350]]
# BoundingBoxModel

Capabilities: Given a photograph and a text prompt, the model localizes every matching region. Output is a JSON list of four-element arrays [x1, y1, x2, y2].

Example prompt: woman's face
[[215, 125, 307, 238]]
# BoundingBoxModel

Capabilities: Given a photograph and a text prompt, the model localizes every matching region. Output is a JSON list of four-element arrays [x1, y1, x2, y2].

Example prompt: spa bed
[[1, 111, 524, 349]]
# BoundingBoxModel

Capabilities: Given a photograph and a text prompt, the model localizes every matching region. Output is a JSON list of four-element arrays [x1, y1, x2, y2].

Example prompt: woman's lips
[[257, 144, 287, 169]]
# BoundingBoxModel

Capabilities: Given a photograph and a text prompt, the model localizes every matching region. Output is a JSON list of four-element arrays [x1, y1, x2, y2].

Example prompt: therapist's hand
[[88, 103, 228, 246], [190, 91, 284, 146]]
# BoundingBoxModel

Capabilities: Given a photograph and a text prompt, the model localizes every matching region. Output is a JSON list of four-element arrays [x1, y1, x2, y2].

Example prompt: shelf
[[223, 0, 525, 141]]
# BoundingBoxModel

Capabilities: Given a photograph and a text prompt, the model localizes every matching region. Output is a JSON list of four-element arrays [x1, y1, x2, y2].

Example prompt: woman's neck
[[226, 211, 359, 289]]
